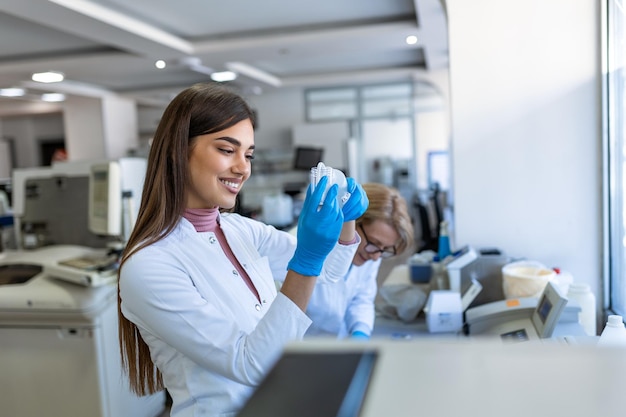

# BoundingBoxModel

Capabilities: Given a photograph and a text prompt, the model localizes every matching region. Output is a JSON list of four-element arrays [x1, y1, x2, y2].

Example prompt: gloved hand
[[287, 176, 344, 276], [350, 330, 370, 340], [341, 177, 369, 222]]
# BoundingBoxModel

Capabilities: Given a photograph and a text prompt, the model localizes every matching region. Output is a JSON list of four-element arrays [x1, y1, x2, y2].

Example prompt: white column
[[446, 0, 600, 294], [63, 94, 138, 160]]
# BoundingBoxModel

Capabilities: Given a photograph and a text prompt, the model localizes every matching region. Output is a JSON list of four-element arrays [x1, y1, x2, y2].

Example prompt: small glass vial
[[566, 283, 597, 336], [597, 315, 626, 347]]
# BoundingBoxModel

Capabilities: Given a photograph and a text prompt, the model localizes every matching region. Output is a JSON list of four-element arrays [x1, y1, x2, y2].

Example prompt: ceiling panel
[[0, 0, 448, 110]]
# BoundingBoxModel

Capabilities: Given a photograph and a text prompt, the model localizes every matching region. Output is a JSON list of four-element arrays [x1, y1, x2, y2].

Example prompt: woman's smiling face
[[186, 118, 255, 209]]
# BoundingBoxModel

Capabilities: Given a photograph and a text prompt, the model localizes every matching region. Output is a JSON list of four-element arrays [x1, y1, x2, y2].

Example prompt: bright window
[[605, 0, 626, 317]]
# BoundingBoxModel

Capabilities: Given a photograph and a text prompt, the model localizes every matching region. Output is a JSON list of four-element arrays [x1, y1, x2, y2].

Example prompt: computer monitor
[[236, 350, 377, 417], [293, 146, 324, 171], [88, 158, 146, 239], [89, 162, 122, 236]]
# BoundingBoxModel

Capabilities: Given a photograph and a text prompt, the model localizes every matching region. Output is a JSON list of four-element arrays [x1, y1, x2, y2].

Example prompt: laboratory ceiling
[[0, 0, 448, 108]]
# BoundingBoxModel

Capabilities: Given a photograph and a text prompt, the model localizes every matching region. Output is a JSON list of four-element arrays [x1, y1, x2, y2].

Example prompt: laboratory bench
[[238, 337, 626, 417], [373, 263, 436, 338], [238, 262, 611, 416], [372, 262, 592, 343]]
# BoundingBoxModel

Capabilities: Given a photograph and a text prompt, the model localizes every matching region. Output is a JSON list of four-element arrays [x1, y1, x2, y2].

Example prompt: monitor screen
[[293, 147, 324, 170], [89, 162, 122, 236], [537, 294, 552, 323], [236, 350, 377, 417]]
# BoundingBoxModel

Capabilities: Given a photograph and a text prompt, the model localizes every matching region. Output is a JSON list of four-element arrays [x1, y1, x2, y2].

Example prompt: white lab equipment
[[567, 282, 597, 336], [597, 315, 626, 347], [262, 193, 293, 227], [0, 246, 165, 417], [445, 245, 479, 292], [465, 281, 571, 342], [425, 290, 463, 333], [89, 159, 146, 241], [11, 158, 146, 286], [423, 281, 481, 334], [12, 158, 146, 250], [445, 246, 510, 307]]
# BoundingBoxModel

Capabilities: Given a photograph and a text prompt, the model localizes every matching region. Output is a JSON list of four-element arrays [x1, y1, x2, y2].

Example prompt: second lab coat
[[302, 258, 380, 338]]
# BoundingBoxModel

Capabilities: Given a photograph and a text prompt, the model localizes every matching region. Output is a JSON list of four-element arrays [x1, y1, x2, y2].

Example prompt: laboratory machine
[[464, 281, 574, 342], [0, 158, 165, 416], [9, 158, 146, 285], [0, 246, 166, 416], [11, 157, 145, 252]]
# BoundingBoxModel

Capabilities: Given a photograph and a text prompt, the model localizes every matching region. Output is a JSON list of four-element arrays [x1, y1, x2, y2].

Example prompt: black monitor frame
[[293, 146, 324, 171]]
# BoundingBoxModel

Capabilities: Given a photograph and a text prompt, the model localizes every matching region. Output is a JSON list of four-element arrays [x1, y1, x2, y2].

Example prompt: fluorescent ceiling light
[[41, 93, 66, 102], [49, 0, 193, 54], [0, 87, 25, 97], [225, 62, 282, 87], [211, 71, 237, 82], [32, 71, 65, 83]]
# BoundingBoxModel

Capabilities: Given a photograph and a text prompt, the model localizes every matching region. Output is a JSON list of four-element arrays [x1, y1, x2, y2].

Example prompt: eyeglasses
[[358, 224, 396, 259]]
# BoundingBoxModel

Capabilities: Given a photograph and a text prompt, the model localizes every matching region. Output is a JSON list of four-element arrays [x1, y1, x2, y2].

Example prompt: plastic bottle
[[430, 258, 449, 290], [310, 162, 349, 207], [597, 315, 626, 347], [566, 283, 596, 336], [437, 221, 451, 261]]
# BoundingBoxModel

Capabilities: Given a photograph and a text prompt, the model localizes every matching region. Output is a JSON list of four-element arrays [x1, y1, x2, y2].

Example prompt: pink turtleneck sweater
[[183, 208, 260, 302]]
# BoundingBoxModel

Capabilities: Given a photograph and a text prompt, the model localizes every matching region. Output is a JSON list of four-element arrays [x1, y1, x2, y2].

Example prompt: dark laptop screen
[[236, 350, 378, 417]]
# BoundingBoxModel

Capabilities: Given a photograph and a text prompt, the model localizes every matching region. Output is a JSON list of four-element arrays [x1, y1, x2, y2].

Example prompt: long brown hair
[[118, 83, 256, 395], [356, 183, 414, 254]]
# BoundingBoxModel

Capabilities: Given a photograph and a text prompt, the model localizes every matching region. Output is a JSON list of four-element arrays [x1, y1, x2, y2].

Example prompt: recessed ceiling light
[[41, 93, 66, 102], [211, 71, 237, 82], [32, 71, 65, 83], [0, 87, 26, 97], [155, 60, 166, 69], [406, 35, 418, 45]]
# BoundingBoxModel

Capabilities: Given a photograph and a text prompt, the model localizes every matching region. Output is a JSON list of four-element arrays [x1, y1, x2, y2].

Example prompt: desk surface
[[282, 338, 626, 417], [374, 264, 437, 338], [374, 264, 588, 341]]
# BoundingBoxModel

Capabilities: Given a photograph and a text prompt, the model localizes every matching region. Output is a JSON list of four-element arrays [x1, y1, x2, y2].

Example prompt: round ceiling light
[[32, 71, 65, 83]]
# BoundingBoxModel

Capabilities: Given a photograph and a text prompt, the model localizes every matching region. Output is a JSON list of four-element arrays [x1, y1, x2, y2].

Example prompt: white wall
[[2, 113, 65, 167], [246, 87, 304, 149], [102, 95, 139, 158], [292, 121, 350, 169], [63, 95, 139, 160], [136, 87, 305, 152], [447, 1, 601, 301], [62, 96, 106, 160], [0, 141, 10, 178], [415, 110, 447, 190]]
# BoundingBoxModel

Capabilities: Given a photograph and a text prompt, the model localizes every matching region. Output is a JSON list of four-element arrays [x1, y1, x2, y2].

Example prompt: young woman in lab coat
[[289, 183, 414, 339], [117, 83, 368, 417]]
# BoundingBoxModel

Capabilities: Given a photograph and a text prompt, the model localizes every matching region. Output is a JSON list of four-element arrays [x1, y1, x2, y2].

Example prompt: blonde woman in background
[[278, 183, 414, 339]]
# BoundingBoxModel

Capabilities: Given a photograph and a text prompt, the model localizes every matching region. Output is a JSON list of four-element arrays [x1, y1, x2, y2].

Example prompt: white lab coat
[[119, 213, 358, 417], [301, 258, 380, 338]]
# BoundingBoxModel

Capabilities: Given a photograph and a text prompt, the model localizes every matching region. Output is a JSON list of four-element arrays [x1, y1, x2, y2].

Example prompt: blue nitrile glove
[[287, 176, 344, 276], [351, 331, 370, 340], [341, 177, 369, 222]]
